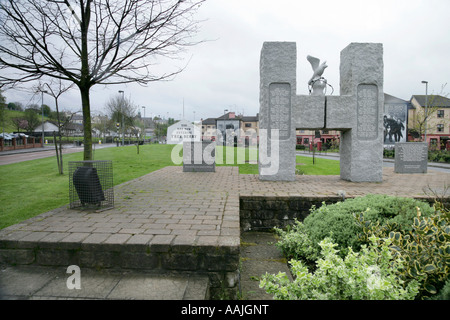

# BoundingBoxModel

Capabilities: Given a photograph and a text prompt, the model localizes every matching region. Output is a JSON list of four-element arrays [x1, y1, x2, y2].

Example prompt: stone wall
[[240, 195, 345, 231], [240, 195, 449, 232]]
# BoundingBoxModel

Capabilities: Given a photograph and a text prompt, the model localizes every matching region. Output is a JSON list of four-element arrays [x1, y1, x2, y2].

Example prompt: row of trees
[[1, 89, 172, 141]]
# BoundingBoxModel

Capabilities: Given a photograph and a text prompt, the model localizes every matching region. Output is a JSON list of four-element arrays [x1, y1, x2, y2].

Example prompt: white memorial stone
[[167, 119, 201, 144]]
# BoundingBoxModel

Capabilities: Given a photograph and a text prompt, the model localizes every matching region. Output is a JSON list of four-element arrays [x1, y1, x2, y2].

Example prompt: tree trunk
[[53, 130, 61, 174], [80, 2, 92, 161], [59, 133, 63, 174], [80, 86, 93, 161]]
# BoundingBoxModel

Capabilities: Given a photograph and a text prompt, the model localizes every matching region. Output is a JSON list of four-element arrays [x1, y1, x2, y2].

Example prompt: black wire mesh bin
[[69, 160, 114, 210]]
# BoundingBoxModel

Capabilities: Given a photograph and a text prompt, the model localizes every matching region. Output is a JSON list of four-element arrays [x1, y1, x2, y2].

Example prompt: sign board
[[394, 142, 428, 174], [383, 94, 408, 147], [183, 141, 215, 172], [167, 119, 201, 144]]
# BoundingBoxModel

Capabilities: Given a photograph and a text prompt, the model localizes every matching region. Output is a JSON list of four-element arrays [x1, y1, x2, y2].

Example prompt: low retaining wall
[[240, 195, 346, 231], [240, 195, 449, 232], [0, 236, 239, 299], [0, 137, 42, 151]]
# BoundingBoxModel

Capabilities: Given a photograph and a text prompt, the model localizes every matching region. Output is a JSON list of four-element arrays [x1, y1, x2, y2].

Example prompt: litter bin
[[69, 160, 114, 210], [73, 166, 105, 205]]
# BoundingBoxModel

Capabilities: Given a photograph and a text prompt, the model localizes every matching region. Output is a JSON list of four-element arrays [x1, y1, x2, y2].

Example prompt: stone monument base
[[183, 141, 216, 172]]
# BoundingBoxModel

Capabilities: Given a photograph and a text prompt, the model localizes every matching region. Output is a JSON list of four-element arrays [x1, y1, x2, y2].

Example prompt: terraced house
[[409, 95, 450, 150]]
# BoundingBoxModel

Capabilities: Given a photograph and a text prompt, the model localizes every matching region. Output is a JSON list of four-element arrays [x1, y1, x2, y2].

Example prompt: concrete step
[[0, 265, 209, 300]]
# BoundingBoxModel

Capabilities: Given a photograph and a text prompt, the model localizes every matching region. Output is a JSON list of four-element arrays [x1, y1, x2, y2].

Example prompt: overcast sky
[[3, 0, 450, 122]]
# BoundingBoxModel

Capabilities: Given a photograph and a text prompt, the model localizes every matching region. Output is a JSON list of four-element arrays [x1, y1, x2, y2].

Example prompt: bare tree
[[36, 80, 75, 174], [0, 0, 205, 160], [410, 84, 449, 141], [0, 90, 7, 136], [106, 93, 137, 144], [10, 117, 27, 133]]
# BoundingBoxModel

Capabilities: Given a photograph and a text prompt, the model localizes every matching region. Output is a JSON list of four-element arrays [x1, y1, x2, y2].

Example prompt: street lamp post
[[421, 81, 428, 145], [142, 106, 146, 142], [118, 90, 125, 146]]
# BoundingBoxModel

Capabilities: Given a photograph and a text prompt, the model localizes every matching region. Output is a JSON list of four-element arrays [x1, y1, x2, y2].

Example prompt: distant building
[[216, 112, 241, 145], [409, 95, 450, 150], [33, 121, 59, 137], [200, 112, 259, 146], [71, 114, 84, 124], [166, 119, 201, 144], [201, 118, 217, 141], [63, 122, 84, 137]]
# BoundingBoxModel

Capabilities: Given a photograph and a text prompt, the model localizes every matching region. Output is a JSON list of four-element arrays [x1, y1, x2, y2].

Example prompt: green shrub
[[428, 150, 450, 163], [433, 278, 450, 300], [383, 148, 395, 158], [355, 203, 450, 299], [301, 195, 434, 257], [274, 220, 319, 264], [260, 237, 420, 300]]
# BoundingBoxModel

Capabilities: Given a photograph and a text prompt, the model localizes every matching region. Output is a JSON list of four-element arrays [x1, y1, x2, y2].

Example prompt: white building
[[166, 119, 201, 144]]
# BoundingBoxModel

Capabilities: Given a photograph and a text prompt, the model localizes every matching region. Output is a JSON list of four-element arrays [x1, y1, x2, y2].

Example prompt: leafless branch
[[0, 0, 205, 160]]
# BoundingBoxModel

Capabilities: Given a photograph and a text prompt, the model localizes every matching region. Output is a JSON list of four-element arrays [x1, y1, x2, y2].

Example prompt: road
[[0, 143, 116, 166]]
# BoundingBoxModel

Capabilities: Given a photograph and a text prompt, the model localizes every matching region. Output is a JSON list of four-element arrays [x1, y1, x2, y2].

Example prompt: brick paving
[[0, 165, 448, 298], [0, 166, 241, 250], [1, 166, 449, 258]]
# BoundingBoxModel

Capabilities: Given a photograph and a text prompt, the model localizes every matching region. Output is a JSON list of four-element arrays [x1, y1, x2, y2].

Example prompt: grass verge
[[0, 145, 340, 229]]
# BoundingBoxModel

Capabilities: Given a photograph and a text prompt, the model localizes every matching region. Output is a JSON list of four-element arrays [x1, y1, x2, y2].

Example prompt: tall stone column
[[259, 42, 297, 181], [339, 43, 384, 182]]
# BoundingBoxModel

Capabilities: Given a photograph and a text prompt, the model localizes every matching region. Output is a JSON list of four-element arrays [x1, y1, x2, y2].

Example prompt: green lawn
[[0, 144, 177, 229], [296, 155, 341, 175], [215, 147, 340, 175], [0, 145, 340, 229]]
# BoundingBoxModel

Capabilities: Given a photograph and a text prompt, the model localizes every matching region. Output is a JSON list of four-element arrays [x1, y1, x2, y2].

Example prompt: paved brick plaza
[[0, 165, 448, 269]]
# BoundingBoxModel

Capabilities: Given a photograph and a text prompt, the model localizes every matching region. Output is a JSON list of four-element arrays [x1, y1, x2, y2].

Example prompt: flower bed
[[260, 195, 450, 300]]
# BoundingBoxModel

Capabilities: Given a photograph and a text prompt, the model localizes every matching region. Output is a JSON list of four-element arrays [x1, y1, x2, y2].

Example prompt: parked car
[[0, 133, 14, 140]]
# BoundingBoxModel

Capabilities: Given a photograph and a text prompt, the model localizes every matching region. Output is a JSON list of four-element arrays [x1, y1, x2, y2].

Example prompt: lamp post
[[118, 90, 125, 146], [421, 81, 428, 145], [142, 106, 146, 142]]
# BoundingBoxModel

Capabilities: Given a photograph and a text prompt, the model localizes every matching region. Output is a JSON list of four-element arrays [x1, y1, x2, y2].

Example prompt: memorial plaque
[[167, 119, 201, 144], [357, 84, 379, 140], [269, 83, 291, 140], [183, 141, 215, 172], [394, 142, 428, 173]]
